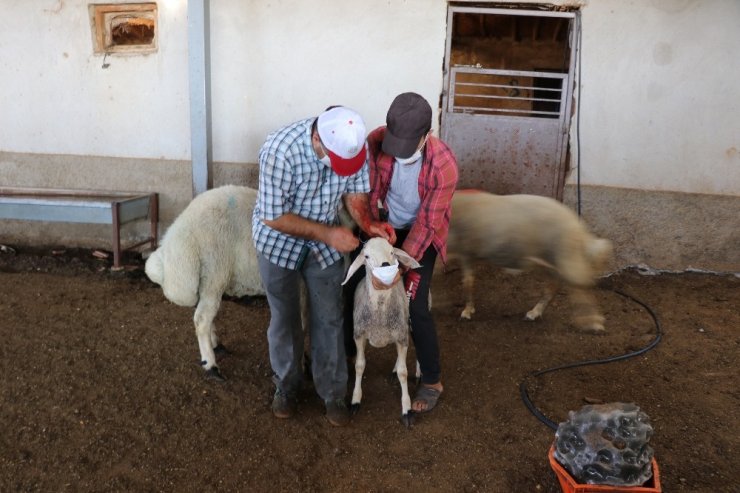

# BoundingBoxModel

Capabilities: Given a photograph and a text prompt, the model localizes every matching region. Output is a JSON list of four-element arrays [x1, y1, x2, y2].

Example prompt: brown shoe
[[272, 389, 297, 419], [325, 398, 350, 427]]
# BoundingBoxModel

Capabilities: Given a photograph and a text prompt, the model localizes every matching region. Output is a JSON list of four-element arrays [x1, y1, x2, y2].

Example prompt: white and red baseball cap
[[317, 106, 367, 176]]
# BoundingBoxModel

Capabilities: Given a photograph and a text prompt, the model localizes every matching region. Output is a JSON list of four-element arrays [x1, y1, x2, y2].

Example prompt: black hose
[[519, 288, 663, 430]]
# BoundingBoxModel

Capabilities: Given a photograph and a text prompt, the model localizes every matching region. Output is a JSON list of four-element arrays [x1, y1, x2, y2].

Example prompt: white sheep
[[342, 237, 421, 427], [145, 185, 264, 381], [446, 190, 613, 332]]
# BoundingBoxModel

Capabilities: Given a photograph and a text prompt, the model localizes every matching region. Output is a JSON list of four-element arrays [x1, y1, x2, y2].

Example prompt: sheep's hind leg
[[569, 287, 606, 333], [388, 358, 421, 386], [350, 336, 367, 415], [525, 280, 559, 321], [194, 298, 225, 382], [210, 324, 231, 359], [395, 343, 413, 428], [460, 261, 476, 319]]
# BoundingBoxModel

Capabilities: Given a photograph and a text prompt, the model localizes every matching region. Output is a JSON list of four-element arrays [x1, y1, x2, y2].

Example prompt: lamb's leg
[[569, 286, 606, 333], [525, 280, 559, 321], [460, 259, 476, 319], [350, 336, 367, 415], [194, 297, 225, 382], [395, 343, 413, 428]]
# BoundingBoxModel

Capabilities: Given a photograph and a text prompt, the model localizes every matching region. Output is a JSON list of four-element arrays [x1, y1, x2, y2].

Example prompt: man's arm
[[264, 214, 359, 253], [343, 193, 396, 244]]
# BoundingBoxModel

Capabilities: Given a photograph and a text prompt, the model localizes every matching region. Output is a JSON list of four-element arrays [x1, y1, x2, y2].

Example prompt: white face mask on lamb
[[371, 262, 399, 285], [342, 238, 421, 287]]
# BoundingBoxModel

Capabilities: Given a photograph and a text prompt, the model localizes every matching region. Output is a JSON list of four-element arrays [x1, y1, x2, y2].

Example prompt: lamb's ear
[[394, 248, 421, 270], [342, 253, 366, 285]]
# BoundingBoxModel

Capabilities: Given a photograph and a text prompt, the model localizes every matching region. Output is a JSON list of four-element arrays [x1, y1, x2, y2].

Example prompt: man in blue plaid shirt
[[252, 106, 395, 427]]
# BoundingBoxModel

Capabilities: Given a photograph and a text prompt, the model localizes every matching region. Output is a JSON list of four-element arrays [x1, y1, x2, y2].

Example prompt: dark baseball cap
[[382, 92, 432, 159]]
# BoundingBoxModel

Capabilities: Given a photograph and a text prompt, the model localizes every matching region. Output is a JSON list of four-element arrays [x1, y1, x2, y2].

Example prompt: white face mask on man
[[394, 134, 428, 165], [395, 150, 421, 165]]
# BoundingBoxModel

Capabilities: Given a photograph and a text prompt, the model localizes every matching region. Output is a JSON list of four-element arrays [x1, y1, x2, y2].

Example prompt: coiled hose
[[519, 288, 663, 430]]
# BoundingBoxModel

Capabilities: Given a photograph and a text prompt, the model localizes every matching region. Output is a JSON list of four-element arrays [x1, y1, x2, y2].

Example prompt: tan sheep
[[447, 190, 613, 332]]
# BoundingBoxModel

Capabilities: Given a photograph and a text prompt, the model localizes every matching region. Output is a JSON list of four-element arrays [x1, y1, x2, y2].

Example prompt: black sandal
[[412, 385, 442, 414]]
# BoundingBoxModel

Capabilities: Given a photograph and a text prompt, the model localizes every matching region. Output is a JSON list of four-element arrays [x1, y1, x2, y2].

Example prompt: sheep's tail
[[587, 238, 613, 263], [145, 246, 200, 307], [145, 249, 164, 285], [586, 238, 613, 270]]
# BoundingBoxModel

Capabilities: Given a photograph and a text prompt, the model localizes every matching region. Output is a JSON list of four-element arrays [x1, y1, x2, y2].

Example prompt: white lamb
[[145, 185, 264, 381], [447, 190, 613, 332], [342, 237, 421, 428]]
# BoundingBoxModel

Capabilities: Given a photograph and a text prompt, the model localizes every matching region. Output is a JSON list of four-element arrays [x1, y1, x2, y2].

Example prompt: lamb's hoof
[[582, 324, 606, 334], [400, 412, 414, 429], [205, 366, 226, 382], [350, 403, 361, 416], [213, 344, 231, 358], [524, 311, 541, 321]]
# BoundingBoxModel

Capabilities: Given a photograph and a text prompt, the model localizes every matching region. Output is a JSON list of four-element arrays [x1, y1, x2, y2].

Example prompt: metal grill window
[[449, 67, 564, 118]]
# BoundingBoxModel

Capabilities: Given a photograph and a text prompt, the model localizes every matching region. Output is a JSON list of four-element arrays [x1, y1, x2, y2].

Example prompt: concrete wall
[[1, 0, 738, 272], [566, 0, 740, 272], [574, 0, 740, 196], [0, 0, 450, 240], [0, 0, 449, 248], [0, 0, 447, 162], [564, 185, 740, 273]]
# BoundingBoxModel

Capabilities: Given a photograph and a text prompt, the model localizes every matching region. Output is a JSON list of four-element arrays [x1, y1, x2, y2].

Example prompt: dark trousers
[[342, 229, 441, 385]]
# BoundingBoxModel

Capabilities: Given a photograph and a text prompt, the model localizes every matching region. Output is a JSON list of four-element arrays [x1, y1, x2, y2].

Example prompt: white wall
[[5, 1, 735, 196], [0, 0, 448, 164], [0, 0, 737, 270], [0, 0, 191, 160], [576, 0, 740, 196], [210, 0, 447, 163]]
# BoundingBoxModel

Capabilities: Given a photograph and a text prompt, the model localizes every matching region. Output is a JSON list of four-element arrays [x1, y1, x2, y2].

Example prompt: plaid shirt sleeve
[[402, 137, 458, 261], [257, 147, 294, 221]]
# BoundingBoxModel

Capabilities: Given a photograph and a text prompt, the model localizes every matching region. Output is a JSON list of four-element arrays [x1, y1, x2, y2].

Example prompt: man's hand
[[264, 214, 360, 253], [366, 221, 397, 245], [325, 226, 360, 253], [343, 193, 397, 245]]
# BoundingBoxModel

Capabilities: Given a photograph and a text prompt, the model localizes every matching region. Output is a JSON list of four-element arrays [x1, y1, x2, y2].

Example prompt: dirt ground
[[0, 246, 737, 493]]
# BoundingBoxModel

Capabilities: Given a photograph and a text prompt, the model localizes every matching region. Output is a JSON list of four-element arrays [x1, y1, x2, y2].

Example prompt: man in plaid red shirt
[[344, 92, 458, 414]]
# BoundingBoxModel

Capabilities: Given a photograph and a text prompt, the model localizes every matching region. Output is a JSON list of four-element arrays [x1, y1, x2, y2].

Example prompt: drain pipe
[[188, 0, 212, 197]]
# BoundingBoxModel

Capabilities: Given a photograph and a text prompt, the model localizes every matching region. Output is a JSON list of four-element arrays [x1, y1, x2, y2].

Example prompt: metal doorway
[[441, 6, 578, 200]]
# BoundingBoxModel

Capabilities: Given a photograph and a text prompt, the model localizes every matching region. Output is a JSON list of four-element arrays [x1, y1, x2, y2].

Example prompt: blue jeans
[[258, 252, 347, 402]]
